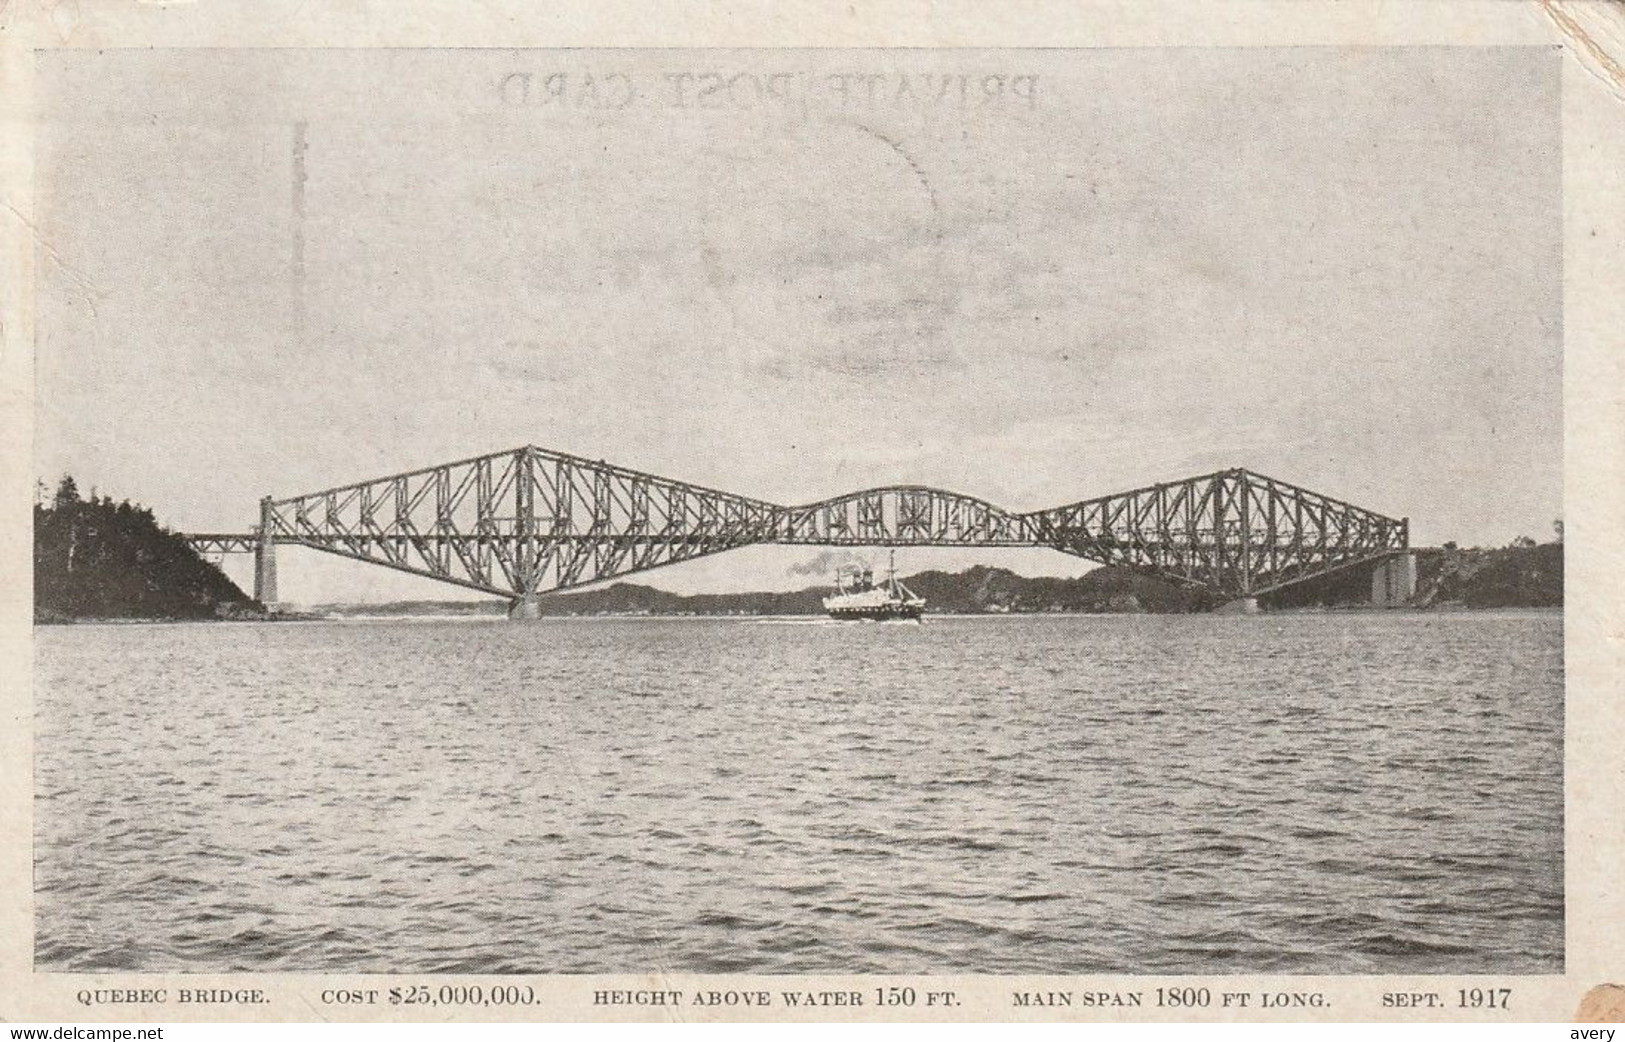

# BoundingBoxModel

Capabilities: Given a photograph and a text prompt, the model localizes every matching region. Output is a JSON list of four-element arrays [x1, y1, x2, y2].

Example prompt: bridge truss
[[188, 445, 1408, 607]]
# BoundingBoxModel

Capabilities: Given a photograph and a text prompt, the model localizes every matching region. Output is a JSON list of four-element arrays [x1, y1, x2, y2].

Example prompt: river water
[[34, 612, 1563, 974]]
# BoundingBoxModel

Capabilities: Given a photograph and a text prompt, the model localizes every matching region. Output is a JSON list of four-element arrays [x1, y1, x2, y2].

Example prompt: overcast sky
[[35, 48, 1561, 601]]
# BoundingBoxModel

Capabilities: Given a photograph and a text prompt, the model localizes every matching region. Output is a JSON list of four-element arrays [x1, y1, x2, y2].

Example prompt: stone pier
[[508, 596, 542, 620], [1370, 552, 1418, 607], [253, 496, 278, 609]]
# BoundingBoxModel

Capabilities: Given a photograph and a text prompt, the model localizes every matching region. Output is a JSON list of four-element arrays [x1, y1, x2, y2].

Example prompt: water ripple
[[34, 612, 1563, 973]]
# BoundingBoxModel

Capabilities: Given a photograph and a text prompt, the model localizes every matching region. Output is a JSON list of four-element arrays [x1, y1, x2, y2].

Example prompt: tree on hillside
[[34, 476, 255, 621]]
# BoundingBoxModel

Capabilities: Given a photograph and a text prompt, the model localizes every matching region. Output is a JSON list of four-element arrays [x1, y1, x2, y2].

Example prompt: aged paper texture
[[2, 0, 1622, 1025]]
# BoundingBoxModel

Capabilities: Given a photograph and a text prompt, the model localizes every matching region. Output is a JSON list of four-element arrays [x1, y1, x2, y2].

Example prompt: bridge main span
[[184, 445, 1414, 616]]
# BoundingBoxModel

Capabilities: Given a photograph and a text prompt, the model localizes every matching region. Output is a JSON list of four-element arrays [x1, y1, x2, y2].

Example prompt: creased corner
[[1540, 0, 1625, 103]]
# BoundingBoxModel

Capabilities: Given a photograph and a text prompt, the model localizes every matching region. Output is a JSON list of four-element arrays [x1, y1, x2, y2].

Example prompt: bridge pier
[[253, 496, 278, 609], [1371, 552, 1418, 607], [508, 595, 542, 620]]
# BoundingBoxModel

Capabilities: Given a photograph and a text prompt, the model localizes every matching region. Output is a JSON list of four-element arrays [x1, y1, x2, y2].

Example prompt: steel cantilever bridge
[[185, 445, 1412, 616]]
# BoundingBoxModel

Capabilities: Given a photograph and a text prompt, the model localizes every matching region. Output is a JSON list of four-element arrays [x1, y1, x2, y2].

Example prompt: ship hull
[[824, 604, 925, 622]]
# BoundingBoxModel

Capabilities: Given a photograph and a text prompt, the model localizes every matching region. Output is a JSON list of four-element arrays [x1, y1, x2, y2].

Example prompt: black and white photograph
[[7, 1, 1623, 1026]]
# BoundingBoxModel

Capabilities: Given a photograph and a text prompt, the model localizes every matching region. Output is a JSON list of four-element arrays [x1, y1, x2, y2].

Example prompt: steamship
[[822, 551, 926, 621]]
